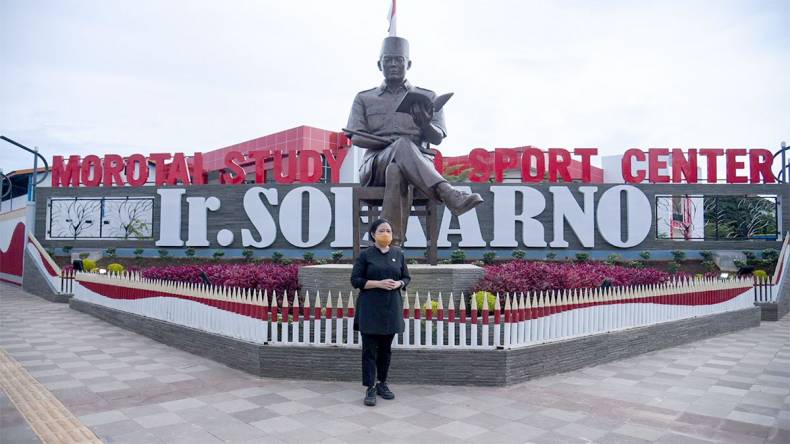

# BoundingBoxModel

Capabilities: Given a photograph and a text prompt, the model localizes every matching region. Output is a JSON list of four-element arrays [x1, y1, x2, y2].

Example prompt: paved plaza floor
[[0, 283, 788, 443]]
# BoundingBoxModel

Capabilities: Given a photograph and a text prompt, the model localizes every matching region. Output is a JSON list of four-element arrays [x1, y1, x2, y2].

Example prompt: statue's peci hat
[[380, 36, 409, 59]]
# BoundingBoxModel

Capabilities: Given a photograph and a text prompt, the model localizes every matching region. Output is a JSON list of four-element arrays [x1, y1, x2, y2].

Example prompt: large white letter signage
[[242, 187, 279, 248], [597, 185, 651, 248]]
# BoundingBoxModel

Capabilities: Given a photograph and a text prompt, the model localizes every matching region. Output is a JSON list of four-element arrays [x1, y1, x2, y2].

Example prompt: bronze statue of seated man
[[346, 36, 484, 246]]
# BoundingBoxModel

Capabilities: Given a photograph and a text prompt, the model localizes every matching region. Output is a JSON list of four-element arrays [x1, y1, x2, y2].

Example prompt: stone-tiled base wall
[[505, 307, 761, 383], [778, 274, 790, 320], [759, 276, 790, 321], [22, 249, 71, 303], [758, 303, 779, 322], [70, 298, 761, 386]]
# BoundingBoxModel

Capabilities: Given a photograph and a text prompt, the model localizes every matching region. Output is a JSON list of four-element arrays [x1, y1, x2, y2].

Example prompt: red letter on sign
[[51, 155, 81, 187], [125, 154, 149, 186], [494, 148, 519, 183], [648, 149, 670, 183], [622, 149, 646, 183], [149, 153, 171, 186], [699, 148, 723, 183], [573, 148, 597, 183], [521, 148, 544, 182], [81, 155, 102, 187], [323, 148, 348, 183], [222, 151, 246, 185], [166, 153, 191, 185], [671, 149, 697, 183], [191, 152, 206, 185], [299, 150, 323, 183], [749, 149, 776, 183], [548, 148, 572, 182], [273, 150, 297, 184], [248, 150, 270, 184], [726, 149, 748, 183], [468, 148, 492, 183], [102, 154, 125, 187]]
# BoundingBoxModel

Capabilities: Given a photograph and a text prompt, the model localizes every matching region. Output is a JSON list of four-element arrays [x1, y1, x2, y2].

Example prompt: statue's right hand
[[410, 101, 434, 128]]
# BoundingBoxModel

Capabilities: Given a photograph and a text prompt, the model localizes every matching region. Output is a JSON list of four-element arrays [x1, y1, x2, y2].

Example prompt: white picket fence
[[74, 272, 757, 350]]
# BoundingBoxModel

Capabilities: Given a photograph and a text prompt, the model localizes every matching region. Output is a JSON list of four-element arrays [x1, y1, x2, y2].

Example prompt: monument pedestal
[[298, 264, 485, 307]]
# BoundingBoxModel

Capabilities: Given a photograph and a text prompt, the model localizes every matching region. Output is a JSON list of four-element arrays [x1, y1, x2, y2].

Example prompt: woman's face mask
[[374, 229, 392, 247]]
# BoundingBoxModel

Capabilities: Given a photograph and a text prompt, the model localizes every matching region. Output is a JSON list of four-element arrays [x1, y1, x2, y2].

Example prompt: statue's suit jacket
[[346, 80, 447, 187]]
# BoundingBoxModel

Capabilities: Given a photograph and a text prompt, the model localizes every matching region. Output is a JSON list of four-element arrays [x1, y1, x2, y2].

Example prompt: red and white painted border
[[74, 272, 757, 350], [0, 208, 26, 285], [769, 232, 790, 290], [26, 233, 71, 293]]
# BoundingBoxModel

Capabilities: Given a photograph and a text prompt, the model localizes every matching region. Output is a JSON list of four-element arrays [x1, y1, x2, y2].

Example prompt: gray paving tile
[[3, 282, 790, 444], [370, 418, 426, 437], [597, 433, 654, 444], [79, 409, 129, 426], [203, 422, 269, 442], [432, 420, 488, 439], [132, 411, 186, 429], [250, 415, 304, 433], [213, 398, 260, 413]]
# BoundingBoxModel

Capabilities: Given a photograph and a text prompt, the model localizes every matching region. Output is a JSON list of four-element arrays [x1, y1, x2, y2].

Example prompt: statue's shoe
[[437, 183, 484, 216]]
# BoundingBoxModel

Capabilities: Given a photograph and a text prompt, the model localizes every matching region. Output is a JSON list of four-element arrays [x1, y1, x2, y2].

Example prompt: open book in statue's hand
[[395, 91, 454, 114]]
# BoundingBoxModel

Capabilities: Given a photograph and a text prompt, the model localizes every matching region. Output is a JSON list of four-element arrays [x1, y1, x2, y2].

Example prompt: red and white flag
[[387, 0, 397, 36]]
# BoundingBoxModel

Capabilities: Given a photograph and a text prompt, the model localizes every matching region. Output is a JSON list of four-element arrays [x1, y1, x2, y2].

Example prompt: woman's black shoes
[[364, 386, 377, 406], [376, 382, 395, 400], [364, 383, 395, 406]]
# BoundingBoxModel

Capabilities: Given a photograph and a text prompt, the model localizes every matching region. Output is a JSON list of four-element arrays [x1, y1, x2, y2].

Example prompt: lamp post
[[1, 136, 50, 233], [777, 141, 788, 184]]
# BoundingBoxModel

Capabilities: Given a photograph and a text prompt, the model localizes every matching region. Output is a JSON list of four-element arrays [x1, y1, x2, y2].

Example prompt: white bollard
[[261, 290, 270, 343], [402, 292, 411, 346], [292, 291, 301, 344], [346, 291, 355, 346], [325, 291, 333, 345], [436, 293, 445, 347], [458, 295, 467, 348], [470, 293, 478, 347], [481, 292, 489, 347], [335, 293, 343, 345], [425, 293, 433, 347], [413, 292, 422, 347], [313, 292, 322, 345], [282, 294, 290, 343], [493, 294, 501, 347], [270, 290, 280, 343], [447, 294, 455, 347], [510, 295, 519, 345], [303, 291, 311, 345], [503, 294, 511, 349]]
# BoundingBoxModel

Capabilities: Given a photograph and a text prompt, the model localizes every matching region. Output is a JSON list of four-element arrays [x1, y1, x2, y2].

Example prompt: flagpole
[[388, 0, 397, 36]]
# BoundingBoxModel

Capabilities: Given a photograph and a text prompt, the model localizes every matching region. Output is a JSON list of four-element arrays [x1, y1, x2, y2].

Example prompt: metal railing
[[60, 269, 74, 294]]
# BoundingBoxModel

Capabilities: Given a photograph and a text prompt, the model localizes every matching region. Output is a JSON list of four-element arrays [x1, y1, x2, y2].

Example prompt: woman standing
[[351, 219, 410, 407]]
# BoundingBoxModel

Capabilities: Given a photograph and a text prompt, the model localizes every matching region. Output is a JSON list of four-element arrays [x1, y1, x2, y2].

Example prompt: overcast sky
[[1, 0, 788, 173]]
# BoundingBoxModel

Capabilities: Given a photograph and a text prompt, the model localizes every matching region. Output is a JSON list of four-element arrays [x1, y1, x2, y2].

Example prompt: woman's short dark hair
[[368, 218, 391, 238]]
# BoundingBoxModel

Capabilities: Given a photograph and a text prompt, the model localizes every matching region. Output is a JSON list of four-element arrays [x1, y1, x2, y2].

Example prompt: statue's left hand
[[410, 101, 434, 128]]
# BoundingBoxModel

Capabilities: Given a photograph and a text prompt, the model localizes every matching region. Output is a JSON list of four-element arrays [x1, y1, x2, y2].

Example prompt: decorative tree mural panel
[[102, 198, 154, 239], [47, 197, 154, 239]]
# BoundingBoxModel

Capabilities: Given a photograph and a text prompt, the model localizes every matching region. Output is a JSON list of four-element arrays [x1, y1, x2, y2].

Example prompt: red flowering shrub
[[141, 263, 299, 294], [471, 261, 673, 294]]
